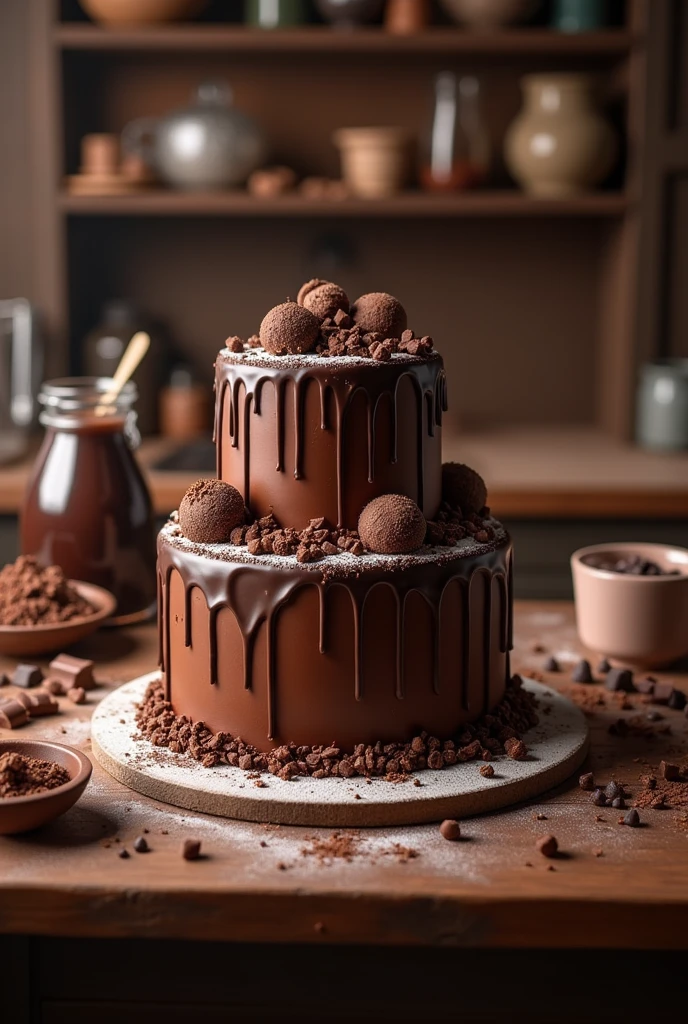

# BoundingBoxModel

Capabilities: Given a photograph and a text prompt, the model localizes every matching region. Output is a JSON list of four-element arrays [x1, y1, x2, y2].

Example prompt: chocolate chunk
[[571, 659, 593, 683], [439, 819, 461, 841], [504, 737, 528, 760], [635, 678, 655, 695], [668, 689, 686, 711], [133, 836, 149, 853], [543, 656, 560, 672], [0, 698, 29, 729], [67, 687, 86, 705], [13, 664, 43, 689], [15, 691, 59, 717], [579, 772, 595, 791], [597, 658, 611, 674], [535, 835, 558, 858], [182, 838, 202, 861], [623, 809, 640, 828], [660, 761, 680, 781], [591, 788, 607, 806], [652, 682, 675, 704], [48, 653, 96, 692], [605, 668, 634, 692]]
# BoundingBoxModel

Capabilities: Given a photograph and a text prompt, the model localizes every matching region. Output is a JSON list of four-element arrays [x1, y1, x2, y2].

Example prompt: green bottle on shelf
[[246, 0, 308, 28]]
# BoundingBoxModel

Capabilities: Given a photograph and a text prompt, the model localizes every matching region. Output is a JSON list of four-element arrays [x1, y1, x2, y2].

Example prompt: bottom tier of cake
[[157, 521, 513, 751]]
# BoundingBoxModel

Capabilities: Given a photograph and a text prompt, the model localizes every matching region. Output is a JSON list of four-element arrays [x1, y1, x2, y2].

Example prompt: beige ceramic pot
[[571, 543, 688, 668], [334, 127, 413, 198], [439, 0, 538, 29], [505, 74, 617, 196], [79, 0, 208, 26]]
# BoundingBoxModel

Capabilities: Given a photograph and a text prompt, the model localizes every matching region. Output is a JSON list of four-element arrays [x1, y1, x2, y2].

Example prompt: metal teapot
[[122, 81, 267, 190]]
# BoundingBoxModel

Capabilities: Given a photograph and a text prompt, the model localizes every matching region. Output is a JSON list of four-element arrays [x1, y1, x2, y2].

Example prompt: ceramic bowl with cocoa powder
[[0, 581, 116, 658], [0, 740, 92, 835], [571, 542, 688, 668]]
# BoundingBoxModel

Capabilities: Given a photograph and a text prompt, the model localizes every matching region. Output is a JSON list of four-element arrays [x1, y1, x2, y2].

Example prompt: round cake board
[[91, 674, 588, 828]]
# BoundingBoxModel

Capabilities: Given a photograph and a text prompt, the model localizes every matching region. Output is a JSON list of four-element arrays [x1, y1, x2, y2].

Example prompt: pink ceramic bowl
[[571, 543, 688, 668]]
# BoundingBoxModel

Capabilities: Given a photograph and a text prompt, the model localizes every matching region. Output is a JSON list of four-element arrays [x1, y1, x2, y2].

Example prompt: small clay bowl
[[571, 542, 688, 668], [0, 581, 116, 658], [0, 740, 92, 835]]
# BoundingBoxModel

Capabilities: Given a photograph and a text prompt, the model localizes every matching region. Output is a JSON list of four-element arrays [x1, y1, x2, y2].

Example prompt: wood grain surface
[[0, 601, 687, 950]]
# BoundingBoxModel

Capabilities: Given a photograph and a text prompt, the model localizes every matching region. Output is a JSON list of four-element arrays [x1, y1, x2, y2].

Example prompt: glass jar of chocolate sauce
[[21, 378, 157, 625]]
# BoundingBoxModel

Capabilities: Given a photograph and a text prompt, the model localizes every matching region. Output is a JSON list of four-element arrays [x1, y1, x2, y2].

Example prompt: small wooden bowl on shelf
[[0, 740, 92, 835]]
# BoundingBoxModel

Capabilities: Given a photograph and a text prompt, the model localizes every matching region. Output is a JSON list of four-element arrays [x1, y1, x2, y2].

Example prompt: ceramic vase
[[504, 73, 617, 196]]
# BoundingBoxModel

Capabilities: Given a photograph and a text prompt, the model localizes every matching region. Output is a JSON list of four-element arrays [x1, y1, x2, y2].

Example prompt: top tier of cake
[[215, 348, 447, 531]]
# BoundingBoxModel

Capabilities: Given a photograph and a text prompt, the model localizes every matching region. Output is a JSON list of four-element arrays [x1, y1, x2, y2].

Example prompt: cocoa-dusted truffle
[[260, 301, 320, 355], [297, 279, 349, 320], [350, 292, 407, 338], [358, 494, 426, 555], [441, 462, 488, 516], [179, 479, 245, 544]]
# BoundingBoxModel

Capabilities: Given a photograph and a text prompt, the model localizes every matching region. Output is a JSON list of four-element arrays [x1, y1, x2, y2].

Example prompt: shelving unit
[[24, 0, 684, 464]]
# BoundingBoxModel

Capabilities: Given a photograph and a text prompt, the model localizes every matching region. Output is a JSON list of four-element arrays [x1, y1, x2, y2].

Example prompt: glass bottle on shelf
[[421, 72, 491, 191]]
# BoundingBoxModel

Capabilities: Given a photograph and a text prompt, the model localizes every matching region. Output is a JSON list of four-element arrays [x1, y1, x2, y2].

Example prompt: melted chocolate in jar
[[22, 417, 156, 620]]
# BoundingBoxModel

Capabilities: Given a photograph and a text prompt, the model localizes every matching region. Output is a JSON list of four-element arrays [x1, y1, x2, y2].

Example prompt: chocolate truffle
[[350, 292, 407, 338], [358, 494, 426, 555], [260, 301, 320, 355], [441, 462, 488, 516], [179, 479, 245, 544], [297, 279, 349, 320]]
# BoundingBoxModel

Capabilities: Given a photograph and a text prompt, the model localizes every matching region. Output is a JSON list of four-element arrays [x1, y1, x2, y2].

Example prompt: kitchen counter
[[1, 600, 688, 1019], [1, 427, 687, 520]]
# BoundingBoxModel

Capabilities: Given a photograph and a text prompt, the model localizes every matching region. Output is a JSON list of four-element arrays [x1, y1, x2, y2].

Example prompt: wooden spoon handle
[[96, 331, 150, 415]]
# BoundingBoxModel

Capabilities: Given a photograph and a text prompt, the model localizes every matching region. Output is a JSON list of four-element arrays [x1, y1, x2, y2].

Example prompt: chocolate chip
[[479, 763, 495, 778], [660, 761, 680, 781], [668, 689, 686, 711], [652, 682, 675, 704], [597, 658, 611, 674], [623, 809, 640, 827], [604, 780, 622, 800], [611, 796, 626, 809], [13, 664, 43, 689], [571, 659, 593, 683], [118, 848, 130, 859], [535, 835, 558, 858], [544, 656, 560, 672], [439, 819, 461, 841], [605, 668, 634, 692], [591, 788, 607, 806], [133, 836, 149, 853], [182, 838, 202, 861], [579, 772, 595, 791]]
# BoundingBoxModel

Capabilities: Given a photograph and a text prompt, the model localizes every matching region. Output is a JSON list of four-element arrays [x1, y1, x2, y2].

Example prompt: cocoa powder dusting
[[135, 674, 538, 782], [0, 751, 70, 798], [0, 556, 94, 626]]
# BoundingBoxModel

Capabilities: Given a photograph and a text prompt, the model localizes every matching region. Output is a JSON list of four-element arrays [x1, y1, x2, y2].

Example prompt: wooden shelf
[[55, 24, 635, 56], [58, 190, 631, 218]]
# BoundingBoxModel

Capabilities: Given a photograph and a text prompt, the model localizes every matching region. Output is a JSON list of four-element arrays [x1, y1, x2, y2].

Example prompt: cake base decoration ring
[[92, 674, 588, 827]]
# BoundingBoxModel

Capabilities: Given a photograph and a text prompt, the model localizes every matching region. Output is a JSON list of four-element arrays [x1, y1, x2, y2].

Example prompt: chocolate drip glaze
[[215, 352, 447, 529], [158, 530, 512, 748]]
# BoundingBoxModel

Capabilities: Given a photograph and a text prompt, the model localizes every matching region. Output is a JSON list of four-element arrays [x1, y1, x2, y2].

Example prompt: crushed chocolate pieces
[[0, 556, 94, 626], [135, 674, 539, 783], [0, 751, 70, 798]]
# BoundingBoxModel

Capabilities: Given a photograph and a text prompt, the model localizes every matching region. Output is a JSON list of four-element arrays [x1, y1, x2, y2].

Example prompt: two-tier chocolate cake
[[154, 282, 515, 764]]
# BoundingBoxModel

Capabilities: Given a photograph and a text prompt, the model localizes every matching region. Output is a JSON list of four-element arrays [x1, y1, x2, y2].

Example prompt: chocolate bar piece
[[0, 698, 29, 729], [13, 664, 43, 689], [48, 653, 95, 691], [14, 691, 59, 717]]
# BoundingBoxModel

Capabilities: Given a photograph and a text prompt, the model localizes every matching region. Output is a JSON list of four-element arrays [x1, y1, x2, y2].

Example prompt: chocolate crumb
[[182, 839, 202, 861], [0, 750, 70, 797], [439, 819, 461, 841], [536, 835, 558, 858], [479, 763, 495, 778]]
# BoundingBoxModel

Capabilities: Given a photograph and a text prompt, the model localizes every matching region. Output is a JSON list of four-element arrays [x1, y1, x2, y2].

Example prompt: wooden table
[[2, 601, 688, 1023]]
